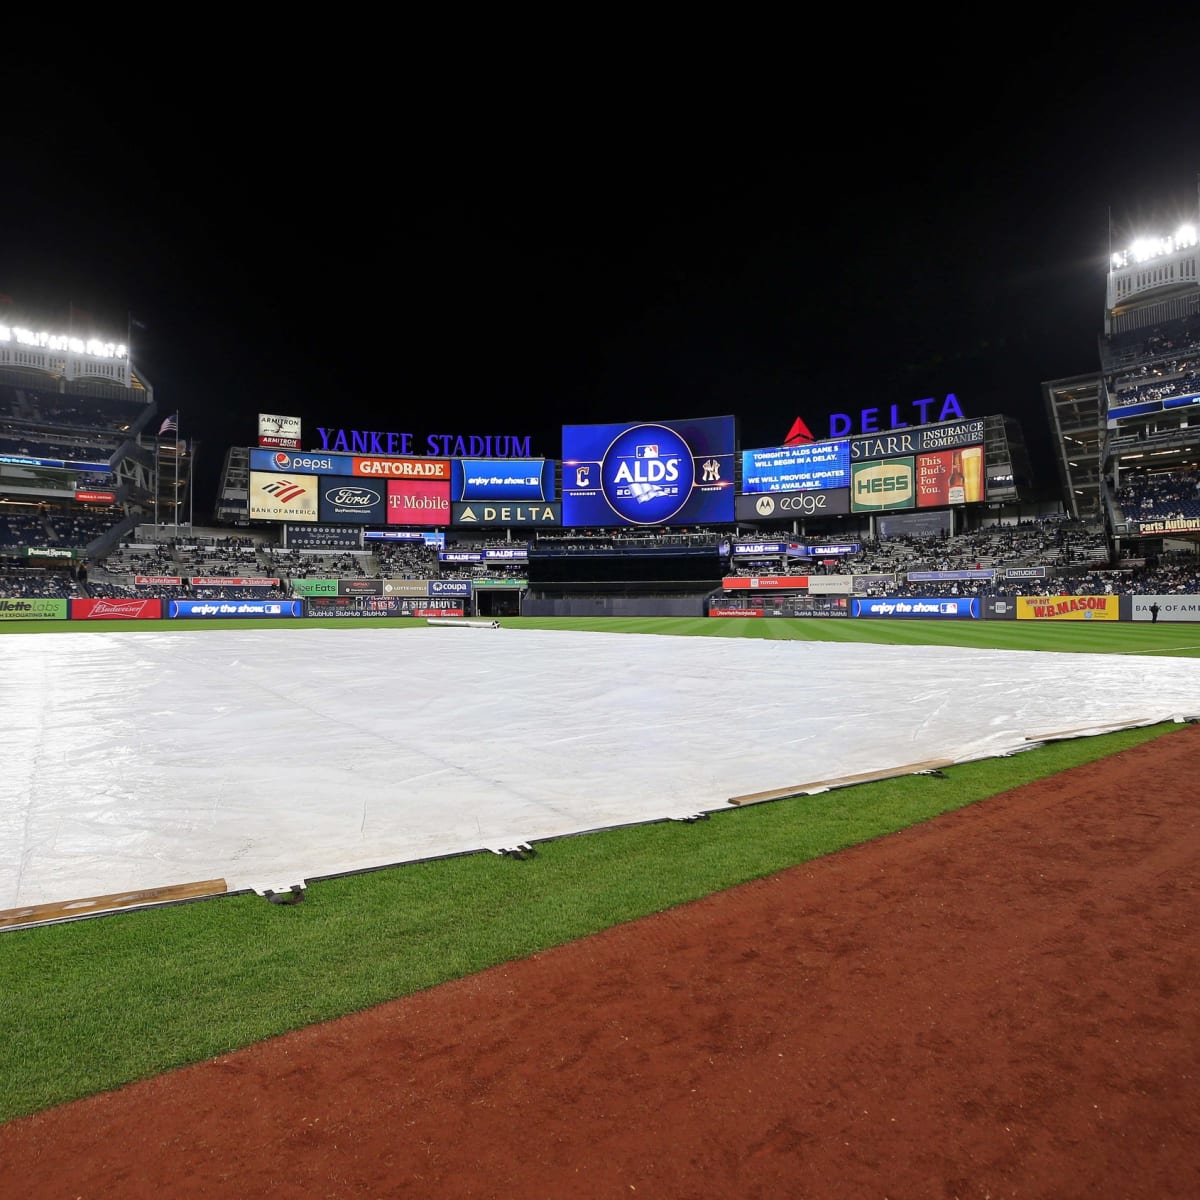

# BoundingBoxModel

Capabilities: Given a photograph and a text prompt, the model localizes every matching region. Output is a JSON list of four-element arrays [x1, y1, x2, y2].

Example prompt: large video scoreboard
[[242, 415, 985, 529]]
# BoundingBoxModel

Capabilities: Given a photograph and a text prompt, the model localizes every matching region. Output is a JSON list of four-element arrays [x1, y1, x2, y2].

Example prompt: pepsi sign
[[250, 448, 354, 474]]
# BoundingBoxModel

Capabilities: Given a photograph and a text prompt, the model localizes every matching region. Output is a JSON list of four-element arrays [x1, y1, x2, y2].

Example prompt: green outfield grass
[[0, 616, 1196, 1123]]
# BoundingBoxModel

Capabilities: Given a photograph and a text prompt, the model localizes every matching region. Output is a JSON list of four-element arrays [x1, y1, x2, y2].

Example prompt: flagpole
[[155, 435, 161, 537], [174, 416, 180, 539]]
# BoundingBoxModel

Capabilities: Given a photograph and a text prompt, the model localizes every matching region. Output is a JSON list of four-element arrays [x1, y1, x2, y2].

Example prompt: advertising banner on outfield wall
[[981, 596, 1018, 620], [1015, 596, 1119, 620], [428, 579, 472, 597], [735, 488, 850, 521], [382, 578, 430, 596], [721, 576, 809, 590], [289, 578, 338, 596], [168, 600, 304, 619], [0, 597, 68, 621], [307, 596, 464, 617], [71, 597, 163, 620], [852, 597, 980, 619], [806, 576, 854, 594], [1131, 594, 1200, 621], [338, 579, 383, 596], [710, 607, 762, 617], [306, 597, 407, 618]]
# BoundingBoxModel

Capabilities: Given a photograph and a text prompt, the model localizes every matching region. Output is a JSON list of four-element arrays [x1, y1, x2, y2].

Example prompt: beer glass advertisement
[[561, 415, 735, 527], [917, 446, 984, 506], [386, 478, 451, 526]]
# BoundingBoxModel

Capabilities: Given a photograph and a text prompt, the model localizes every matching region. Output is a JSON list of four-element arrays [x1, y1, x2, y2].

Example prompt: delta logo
[[783, 417, 815, 446]]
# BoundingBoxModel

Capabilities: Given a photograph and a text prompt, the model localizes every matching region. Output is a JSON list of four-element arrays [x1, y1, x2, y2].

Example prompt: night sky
[[4, 30, 1198, 511]]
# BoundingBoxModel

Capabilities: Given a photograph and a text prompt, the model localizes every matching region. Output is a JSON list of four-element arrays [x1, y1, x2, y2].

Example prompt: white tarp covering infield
[[2, 625, 1198, 913]]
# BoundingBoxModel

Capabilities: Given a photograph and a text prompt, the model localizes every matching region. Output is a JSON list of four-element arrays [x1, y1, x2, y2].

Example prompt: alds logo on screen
[[601, 423, 695, 526]]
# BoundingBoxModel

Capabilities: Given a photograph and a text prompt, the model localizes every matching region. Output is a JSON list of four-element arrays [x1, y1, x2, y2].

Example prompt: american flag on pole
[[159, 413, 178, 436]]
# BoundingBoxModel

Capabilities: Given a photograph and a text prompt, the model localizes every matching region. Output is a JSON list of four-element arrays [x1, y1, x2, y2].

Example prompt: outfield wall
[[3, 592, 1200, 622]]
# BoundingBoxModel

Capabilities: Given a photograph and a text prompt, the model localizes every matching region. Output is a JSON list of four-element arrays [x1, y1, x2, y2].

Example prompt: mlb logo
[[635, 445, 659, 459]]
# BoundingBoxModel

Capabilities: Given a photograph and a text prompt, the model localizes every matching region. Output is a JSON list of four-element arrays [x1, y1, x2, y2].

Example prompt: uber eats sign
[[851, 457, 915, 512]]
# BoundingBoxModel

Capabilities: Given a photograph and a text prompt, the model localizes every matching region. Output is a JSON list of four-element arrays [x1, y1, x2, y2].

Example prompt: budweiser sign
[[71, 597, 162, 620]]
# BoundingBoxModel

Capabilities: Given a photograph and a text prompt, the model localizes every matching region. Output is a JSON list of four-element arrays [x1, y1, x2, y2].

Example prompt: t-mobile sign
[[387, 479, 451, 526]]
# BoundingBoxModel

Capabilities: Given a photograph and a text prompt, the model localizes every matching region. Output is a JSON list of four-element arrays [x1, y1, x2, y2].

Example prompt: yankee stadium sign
[[315, 428, 533, 457]]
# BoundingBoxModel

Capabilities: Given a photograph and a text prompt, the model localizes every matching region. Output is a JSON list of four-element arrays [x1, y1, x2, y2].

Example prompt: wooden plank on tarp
[[728, 758, 955, 807], [0, 878, 228, 931]]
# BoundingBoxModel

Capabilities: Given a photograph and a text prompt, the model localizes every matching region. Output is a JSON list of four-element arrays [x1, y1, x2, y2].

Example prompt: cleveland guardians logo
[[600, 423, 695, 525]]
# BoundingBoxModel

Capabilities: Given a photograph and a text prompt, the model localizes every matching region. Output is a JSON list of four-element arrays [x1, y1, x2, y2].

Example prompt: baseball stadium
[[1, 219, 1198, 1197]]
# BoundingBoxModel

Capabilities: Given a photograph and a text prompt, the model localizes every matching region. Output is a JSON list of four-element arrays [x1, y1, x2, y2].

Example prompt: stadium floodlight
[[1111, 223, 1199, 269], [0, 323, 128, 360]]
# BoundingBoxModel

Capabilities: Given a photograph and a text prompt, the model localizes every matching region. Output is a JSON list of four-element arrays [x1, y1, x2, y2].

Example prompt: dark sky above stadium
[[4, 26, 1198, 508]]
